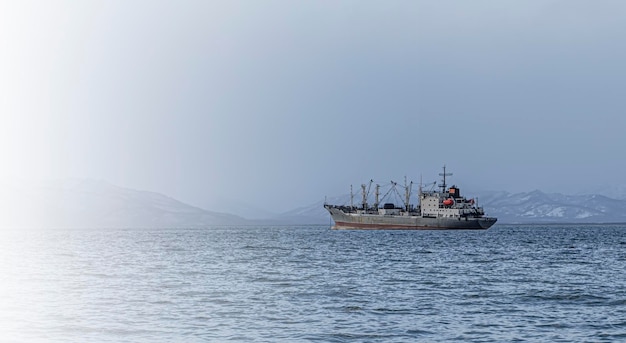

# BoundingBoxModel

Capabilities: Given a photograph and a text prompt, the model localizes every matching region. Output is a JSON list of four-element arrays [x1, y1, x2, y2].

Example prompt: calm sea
[[1, 224, 625, 342]]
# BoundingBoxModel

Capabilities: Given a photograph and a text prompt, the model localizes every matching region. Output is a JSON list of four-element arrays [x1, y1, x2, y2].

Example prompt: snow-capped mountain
[[0, 179, 250, 229], [478, 190, 626, 223], [576, 184, 626, 201]]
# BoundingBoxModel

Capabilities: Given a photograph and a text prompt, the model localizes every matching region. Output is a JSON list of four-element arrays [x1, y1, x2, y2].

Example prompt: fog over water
[[2, 1, 626, 212], [2, 4, 626, 341]]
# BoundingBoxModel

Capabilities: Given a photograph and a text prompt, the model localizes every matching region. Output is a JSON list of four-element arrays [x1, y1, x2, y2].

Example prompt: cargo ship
[[324, 166, 497, 230]]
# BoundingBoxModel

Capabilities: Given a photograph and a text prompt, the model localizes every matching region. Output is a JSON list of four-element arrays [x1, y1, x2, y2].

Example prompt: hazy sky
[[2, 1, 625, 211]]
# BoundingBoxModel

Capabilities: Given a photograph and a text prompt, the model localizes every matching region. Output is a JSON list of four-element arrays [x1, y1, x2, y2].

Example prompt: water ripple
[[1, 225, 626, 342]]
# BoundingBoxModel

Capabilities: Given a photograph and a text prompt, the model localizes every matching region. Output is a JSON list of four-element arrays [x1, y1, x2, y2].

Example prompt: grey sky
[[2, 1, 625, 211]]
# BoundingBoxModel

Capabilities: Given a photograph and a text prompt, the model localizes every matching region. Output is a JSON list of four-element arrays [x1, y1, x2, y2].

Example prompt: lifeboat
[[443, 198, 454, 206]]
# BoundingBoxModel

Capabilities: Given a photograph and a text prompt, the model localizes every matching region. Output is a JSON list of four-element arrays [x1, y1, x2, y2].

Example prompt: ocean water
[[1, 224, 625, 342]]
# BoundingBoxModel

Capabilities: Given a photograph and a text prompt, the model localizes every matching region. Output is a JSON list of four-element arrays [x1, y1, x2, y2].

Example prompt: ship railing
[[328, 203, 422, 215]]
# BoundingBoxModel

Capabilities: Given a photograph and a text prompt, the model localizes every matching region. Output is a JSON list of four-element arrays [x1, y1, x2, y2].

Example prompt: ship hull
[[326, 207, 497, 230]]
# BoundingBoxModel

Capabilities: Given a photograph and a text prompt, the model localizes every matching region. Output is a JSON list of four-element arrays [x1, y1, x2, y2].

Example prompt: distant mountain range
[[3, 179, 626, 228], [0, 179, 249, 229], [471, 190, 626, 224], [278, 189, 626, 225]]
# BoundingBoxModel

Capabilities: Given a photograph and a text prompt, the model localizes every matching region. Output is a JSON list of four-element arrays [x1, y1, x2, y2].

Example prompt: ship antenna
[[439, 164, 452, 193]]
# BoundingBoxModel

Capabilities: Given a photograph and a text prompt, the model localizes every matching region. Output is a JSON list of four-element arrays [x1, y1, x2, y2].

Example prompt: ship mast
[[374, 184, 380, 209], [361, 183, 367, 210], [350, 184, 354, 208], [418, 174, 423, 210], [439, 165, 452, 193], [404, 176, 412, 211], [419, 174, 423, 196]]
